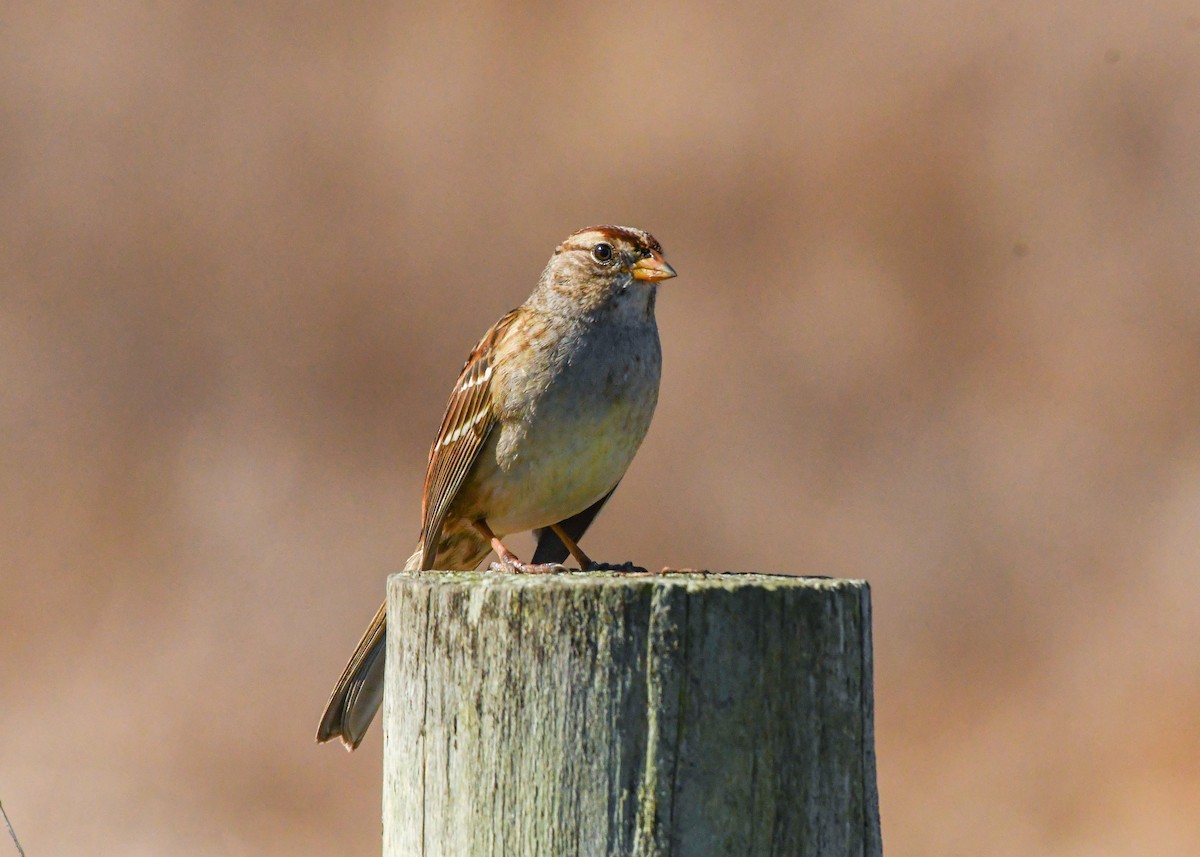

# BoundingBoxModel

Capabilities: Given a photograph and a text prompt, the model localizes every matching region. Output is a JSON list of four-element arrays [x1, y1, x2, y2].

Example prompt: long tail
[[315, 599, 387, 750], [317, 531, 489, 750], [316, 547, 420, 751]]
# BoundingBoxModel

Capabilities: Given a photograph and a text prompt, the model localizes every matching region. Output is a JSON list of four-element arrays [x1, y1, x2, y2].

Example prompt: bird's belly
[[464, 345, 659, 535]]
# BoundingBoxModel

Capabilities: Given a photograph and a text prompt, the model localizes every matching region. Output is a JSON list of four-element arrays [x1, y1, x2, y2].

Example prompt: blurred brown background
[[3, 1, 1199, 854]]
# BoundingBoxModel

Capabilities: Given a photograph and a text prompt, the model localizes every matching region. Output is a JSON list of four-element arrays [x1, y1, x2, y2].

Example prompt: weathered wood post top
[[383, 571, 881, 857]]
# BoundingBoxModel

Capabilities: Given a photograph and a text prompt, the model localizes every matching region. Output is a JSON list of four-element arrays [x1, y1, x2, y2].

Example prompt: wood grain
[[383, 571, 881, 857]]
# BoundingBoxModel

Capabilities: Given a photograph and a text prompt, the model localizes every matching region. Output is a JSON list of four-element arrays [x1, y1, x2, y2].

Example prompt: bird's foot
[[476, 520, 567, 574], [488, 558, 568, 575], [584, 560, 653, 575]]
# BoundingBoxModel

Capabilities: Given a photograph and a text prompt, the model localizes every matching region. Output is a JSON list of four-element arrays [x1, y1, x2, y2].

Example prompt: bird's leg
[[472, 520, 565, 575], [549, 523, 594, 569], [547, 523, 650, 574], [474, 518, 520, 566]]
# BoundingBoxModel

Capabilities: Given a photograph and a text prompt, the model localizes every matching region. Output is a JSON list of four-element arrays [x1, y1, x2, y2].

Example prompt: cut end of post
[[390, 567, 868, 591]]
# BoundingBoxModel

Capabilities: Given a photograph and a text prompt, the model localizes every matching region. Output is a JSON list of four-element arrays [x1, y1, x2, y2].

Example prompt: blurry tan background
[[3, 1, 1200, 854]]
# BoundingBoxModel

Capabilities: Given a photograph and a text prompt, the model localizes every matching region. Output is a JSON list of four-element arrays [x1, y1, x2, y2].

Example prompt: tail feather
[[317, 537, 488, 750], [317, 547, 424, 750], [316, 600, 387, 750]]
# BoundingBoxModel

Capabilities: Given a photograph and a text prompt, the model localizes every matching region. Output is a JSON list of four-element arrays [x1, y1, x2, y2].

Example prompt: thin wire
[[0, 802, 24, 857]]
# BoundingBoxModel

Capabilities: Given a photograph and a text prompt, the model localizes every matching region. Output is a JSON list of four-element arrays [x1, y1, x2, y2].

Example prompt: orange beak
[[631, 252, 677, 282]]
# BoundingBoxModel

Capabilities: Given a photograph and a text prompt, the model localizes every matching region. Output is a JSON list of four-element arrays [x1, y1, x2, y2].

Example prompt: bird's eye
[[591, 242, 614, 263]]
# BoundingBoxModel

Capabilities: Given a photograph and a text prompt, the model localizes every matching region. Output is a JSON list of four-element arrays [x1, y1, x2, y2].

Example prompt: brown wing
[[417, 307, 520, 569]]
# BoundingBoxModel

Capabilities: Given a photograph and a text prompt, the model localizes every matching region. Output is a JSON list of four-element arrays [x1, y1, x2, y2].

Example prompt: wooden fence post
[[382, 571, 881, 857]]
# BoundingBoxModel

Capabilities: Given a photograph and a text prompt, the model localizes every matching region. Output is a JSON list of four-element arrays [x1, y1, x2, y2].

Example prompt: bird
[[317, 224, 677, 750]]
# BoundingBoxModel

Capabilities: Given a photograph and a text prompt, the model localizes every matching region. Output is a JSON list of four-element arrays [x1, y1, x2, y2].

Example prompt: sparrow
[[317, 225, 677, 750]]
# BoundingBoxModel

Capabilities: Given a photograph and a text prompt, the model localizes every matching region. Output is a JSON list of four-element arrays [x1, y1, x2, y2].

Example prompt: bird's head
[[535, 225, 677, 317]]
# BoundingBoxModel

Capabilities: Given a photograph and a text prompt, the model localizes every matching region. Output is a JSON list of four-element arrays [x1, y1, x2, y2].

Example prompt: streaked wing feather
[[418, 308, 519, 569]]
